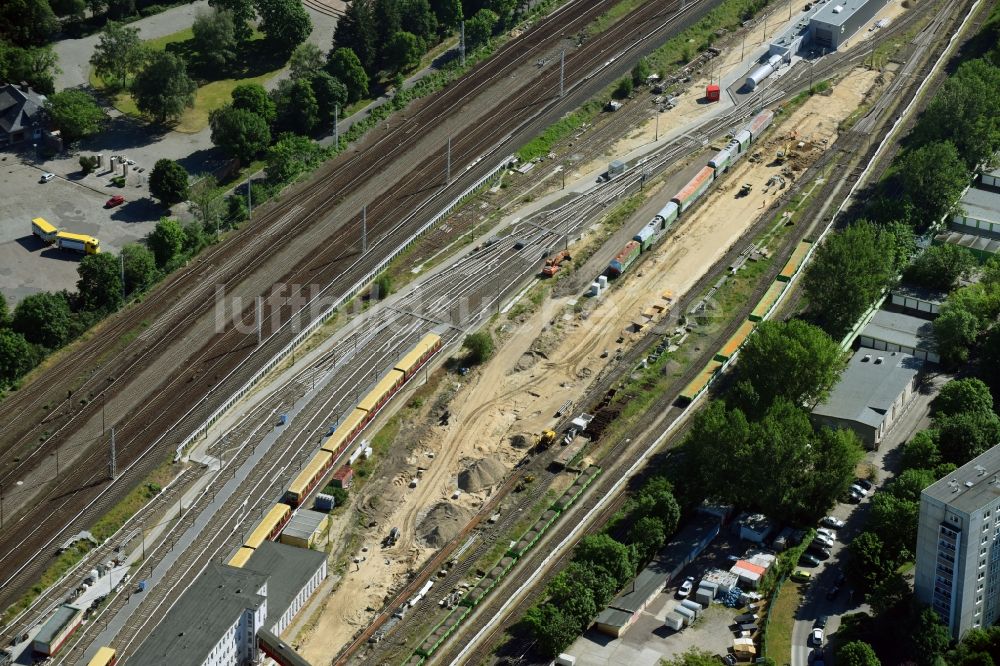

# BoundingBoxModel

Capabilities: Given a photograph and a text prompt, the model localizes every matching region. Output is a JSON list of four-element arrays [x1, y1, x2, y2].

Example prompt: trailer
[[55, 231, 100, 254], [31, 217, 58, 243], [608, 240, 641, 277], [671, 166, 715, 213]]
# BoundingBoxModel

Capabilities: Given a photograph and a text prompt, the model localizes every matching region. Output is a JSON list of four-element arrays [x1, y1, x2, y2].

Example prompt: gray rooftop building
[[858, 310, 939, 363], [0, 83, 47, 146], [811, 348, 922, 448], [244, 540, 327, 635], [809, 0, 890, 50], [915, 446, 1000, 639], [953, 186, 1000, 238], [889, 285, 947, 319]]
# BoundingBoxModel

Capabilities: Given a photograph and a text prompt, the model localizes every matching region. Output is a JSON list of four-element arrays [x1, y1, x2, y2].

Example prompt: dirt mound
[[457, 457, 506, 492], [418, 502, 473, 548]]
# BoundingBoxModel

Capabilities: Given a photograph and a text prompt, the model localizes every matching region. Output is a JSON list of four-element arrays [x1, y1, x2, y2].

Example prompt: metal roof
[[282, 509, 327, 541], [958, 186, 1000, 226], [860, 310, 936, 352], [922, 445, 1000, 516], [245, 541, 326, 632], [936, 230, 1000, 255], [126, 564, 267, 666], [811, 0, 879, 27], [35, 605, 81, 646], [891, 284, 948, 306], [812, 348, 921, 428]]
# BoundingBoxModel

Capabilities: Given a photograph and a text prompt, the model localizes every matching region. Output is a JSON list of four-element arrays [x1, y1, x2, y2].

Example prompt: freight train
[[606, 109, 775, 279], [229, 332, 442, 567]]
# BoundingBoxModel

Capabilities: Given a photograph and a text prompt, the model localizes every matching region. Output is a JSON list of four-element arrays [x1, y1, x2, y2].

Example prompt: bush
[[463, 331, 494, 365], [613, 76, 633, 99]]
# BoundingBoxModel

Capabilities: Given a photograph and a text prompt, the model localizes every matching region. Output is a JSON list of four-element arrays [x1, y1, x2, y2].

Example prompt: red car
[[105, 195, 125, 208]]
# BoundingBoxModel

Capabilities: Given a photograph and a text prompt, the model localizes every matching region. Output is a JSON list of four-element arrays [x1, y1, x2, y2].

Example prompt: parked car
[[39, 172, 55, 183], [792, 570, 812, 583], [816, 527, 837, 540], [799, 553, 821, 567], [849, 487, 865, 502], [807, 546, 831, 561], [105, 194, 125, 208], [677, 576, 695, 598], [815, 615, 829, 629], [821, 516, 845, 529], [857, 478, 874, 492], [850, 483, 867, 497], [721, 654, 737, 666], [813, 533, 834, 548], [811, 627, 824, 645]]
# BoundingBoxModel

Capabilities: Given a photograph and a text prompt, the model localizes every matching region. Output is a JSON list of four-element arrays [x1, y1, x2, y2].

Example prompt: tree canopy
[[934, 378, 994, 417], [210, 105, 272, 162], [45, 90, 105, 142], [465, 8, 498, 49], [192, 8, 240, 70], [90, 21, 148, 89], [77, 253, 123, 312], [266, 133, 324, 184], [385, 30, 424, 73], [0, 329, 36, 388], [230, 82, 276, 123], [121, 244, 158, 297], [327, 47, 370, 103], [273, 77, 319, 135], [896, 141, 970, 227], [131, 51, 197, 123], [903, 243, 976, 292], [0, 0, 59, 47], [11, 292, 72, 349], [334, 0, 378, 74], [463, 330, 494, 364], [256, 0, 312, 55], [148, 218, 187, 268], [149, 159, 190, 206]]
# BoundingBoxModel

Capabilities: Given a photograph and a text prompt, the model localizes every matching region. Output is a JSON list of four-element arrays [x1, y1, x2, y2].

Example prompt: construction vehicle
[[775, 143, 790, 164], [737, 183, 752, 197], [537, 430, 557, 449], [541, 250, 571, 277]]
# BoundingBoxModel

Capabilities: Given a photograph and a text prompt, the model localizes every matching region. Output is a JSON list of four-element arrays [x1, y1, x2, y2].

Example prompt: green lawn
[[764, 580, 803, 666], [91, 27, 282, 132]]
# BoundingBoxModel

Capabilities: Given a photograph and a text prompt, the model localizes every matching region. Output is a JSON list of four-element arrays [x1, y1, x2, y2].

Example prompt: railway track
[[0, 0, 736, 617]]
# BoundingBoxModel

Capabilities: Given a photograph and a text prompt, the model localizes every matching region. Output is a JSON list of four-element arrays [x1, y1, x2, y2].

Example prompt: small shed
[[705, 84, 721, 101], [280, 509, 330, 549], [330, 466, 354, 489], [739, 514, 774, 544]]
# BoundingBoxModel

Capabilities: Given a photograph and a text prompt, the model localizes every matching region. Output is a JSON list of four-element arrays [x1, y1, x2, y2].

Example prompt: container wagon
[[31, 217, 58, 243], [747, 110, 775, 141], [285, 450, 334, 506], [749, 281, 787, 321], [244, 503, 292, 549], [657, 201, 680, 230], [608, 240, 641, 277], [777, 240, 812, 281], [86, 647, 117, 666], [55, 231, 100, 254], [677, 359, 724, 405], [714, 320, 757, 361], [671, 166, 715, 213]]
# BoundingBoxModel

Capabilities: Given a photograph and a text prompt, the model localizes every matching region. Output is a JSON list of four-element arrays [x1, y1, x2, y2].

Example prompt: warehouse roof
[[957, 186, 1000, 226], [811, 0, 879, 27], [860, 310, 936, 352], [891, 284, 947, 306], [922, 445, 1000, 515], [812, 348, 921, 428], [282, 509, 327, 542], [594, 607, 634, 630], [245, 540, 325, 631], [127, 564, 267, 666]]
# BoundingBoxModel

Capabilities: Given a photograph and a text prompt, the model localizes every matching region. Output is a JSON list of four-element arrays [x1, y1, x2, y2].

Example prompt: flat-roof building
[[888, 285, 947, 319], [809, 0, 890, 50], [279, 509, 329, 550], [915, 446, 1000, 639], [952, 186, 1000, 237], [858, 310, 939, 363], [244, 540, 327, 635], [811, 348, 922, 448]]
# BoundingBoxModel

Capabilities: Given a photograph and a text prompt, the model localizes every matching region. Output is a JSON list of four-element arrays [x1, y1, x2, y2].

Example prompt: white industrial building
[[915, 446, 1000, 639], [811, 348, 922, 448], [889, 285, 947, 319], [809, 0, 891, 50]]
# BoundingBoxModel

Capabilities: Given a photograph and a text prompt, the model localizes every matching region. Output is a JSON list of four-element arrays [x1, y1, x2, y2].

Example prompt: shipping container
[[747, 109, 775, 141], [330, 465, 354, 489], [632, 224, 656, 251], [663, 613, 685, 631], [733, 129, 752, 153], [55, 231, 100, 254], [657, 201, 679, 229], [608, 240, 641, 277], [33, 605, 84, 657], [671, 167, 715, 213], [708, 147, 734, 173], [31, 217, 58, 243]]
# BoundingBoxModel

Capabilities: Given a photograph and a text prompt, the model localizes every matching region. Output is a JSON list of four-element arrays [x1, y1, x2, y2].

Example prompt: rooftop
[[812, 348, 922, 427], [811, 0, 878, 27], [958, 186, 1000, 225], [922, 445, 1000, 515], [0, 83, 46, 135], [245, 540, 325, 631], [891, 284, 948, 306], [860, 310, 936, 352], [126, 565, 267, 666], [281, 509, 328, 542], [936, 230, 1000, 253], [34, 605, 80, 646]]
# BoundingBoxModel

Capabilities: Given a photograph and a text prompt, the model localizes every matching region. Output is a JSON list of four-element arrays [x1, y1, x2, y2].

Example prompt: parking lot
[[0, 155, 162, 304]]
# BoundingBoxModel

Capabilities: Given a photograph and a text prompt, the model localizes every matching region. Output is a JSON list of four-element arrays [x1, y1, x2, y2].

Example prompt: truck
[[537, 430, 557, 449], [55, 231, 100, 254], [541, 250, 571, 277]]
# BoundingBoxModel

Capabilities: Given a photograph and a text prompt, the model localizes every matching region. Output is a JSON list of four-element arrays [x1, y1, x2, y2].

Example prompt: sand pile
[[457, 457, 506, 492], [418, 502, 473, 548]]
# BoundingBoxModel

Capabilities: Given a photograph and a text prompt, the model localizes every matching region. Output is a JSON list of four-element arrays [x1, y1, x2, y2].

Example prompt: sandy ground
[[293, 65, 884, 663]]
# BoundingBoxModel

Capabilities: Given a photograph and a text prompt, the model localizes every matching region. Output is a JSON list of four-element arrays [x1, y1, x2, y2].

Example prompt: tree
[[629, 475, 680, 534], [464, 8, 497, 48], [289, 42, 326, 80], [49, 0, 86, 17], [43, 90, 104, 143], [903, 243, 976, 291], [869, 492, 918, 558], [256, 0, 311, 55], [737, 319, 843, 409], [889, 468, 938, 503], [0, 329, 36, 387], [522, 603, 580, 658], [0, 42, 60, 94], [402, 0, 438, 42], [907, 606, 951, 666], [463, 330, 493, 364], [0, 0, 59, 46], [430, 0, 462, 31], [631, 57, 651, 86], [272, 77, 319, 134], [192, 8, 239, 70], [934, 302, 984, 366], [373, 273, 392, 300], [230, 83, 276, 123], [935, 410, 1000, 465], [867, 572, 910, 617], [0, 292, 8, 328], [326, 47, 370, 103], [208, 0, 255, 41], [121, 244, 157, 296], [265, 132, 322, 184], [934, 378, 994, 417], [334, 0, 377, 73], [77, 253, 123, 312], [897, 141, 969, 227], [131, 52, 197, 123], [310, 71, 347, 128], [189, 176, 225, 236], [663, 648, 726, 666], [373, 0, 402, 47], [802, 221, 897, 336], [573, 533, 634, 588], [628, 515, 666, 562], [226, 193, 249, 228], [11, 292, 72, 348], [385, 30, 424, 73], [90, 21, 147, 89], [210, 106, 272, 162], [182, 220, 208, 255], [149, 159, 190, 205], [147, 218, 187, 267], [901, 430, 941, 471], [487, 0, 516, 26], [847, 531, 894, 591]]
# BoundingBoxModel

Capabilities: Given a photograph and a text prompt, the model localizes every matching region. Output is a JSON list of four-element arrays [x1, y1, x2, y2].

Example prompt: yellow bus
[[55, 231, 101, 254], [86, 646, 117, 666], [31, 217, 59, 243]]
